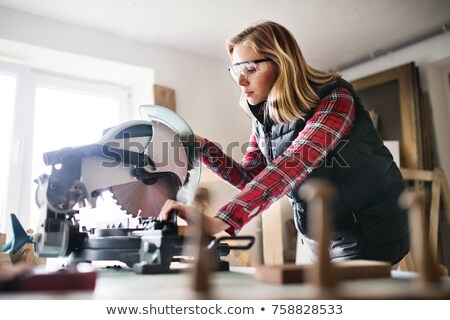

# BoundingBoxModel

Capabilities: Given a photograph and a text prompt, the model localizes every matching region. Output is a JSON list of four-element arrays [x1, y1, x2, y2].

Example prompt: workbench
[[1, 266, 450, 300]]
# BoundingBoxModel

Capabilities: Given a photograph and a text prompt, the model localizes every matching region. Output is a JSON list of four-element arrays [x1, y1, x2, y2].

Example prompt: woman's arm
[[216, 87, 356, 235], [199, 132, 267, 190]]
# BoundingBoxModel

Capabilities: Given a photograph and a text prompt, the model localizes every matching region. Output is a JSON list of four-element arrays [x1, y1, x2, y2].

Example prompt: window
[[30, 75, 128, 229], [0, 63, 131, 235], [0, 73, 17, 226]]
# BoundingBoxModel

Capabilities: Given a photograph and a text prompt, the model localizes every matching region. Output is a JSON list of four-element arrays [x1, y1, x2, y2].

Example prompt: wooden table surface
[[1, 266, 450, 300]]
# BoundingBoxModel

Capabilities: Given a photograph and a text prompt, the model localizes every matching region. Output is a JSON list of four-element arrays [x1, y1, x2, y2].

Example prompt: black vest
[[252, 78, 408, 244]]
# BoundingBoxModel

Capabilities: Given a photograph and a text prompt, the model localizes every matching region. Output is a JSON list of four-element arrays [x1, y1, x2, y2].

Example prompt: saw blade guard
[[139, 105, 201, 205]]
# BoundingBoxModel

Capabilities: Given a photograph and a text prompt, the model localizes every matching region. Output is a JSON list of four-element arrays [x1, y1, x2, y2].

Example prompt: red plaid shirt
[[201, 87, 355, 235]]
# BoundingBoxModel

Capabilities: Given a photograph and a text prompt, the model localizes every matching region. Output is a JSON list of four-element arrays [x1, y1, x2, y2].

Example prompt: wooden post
[[399, 191, 440, 283], [184, 207, 212, 298], [261, 202, 284, 265], [298, 180, 337, 288]]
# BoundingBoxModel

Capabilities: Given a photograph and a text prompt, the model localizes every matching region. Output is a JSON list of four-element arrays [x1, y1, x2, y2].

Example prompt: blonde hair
[[227, 20, 341, 123]]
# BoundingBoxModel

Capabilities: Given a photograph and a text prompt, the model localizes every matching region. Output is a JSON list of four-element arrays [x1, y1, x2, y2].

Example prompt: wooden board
[[0, 253, 11, 265], [154, 84, 176, 112], [255, 260, 391, 284], [0, 266, 97, 292], [0, 234, 11, 265], [351, 62, 423, 169], [0, 233, 6, 247], [261, 204, 285, 265]]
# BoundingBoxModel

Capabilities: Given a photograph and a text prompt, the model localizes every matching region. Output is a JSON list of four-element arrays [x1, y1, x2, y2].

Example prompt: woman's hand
[[158, 199, 193, 223], [195, 134, 206, 149], [158, 199, 230, 236]]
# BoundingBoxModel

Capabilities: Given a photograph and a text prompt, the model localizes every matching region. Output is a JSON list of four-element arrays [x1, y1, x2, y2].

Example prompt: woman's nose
[[237, 74, 248, 86]]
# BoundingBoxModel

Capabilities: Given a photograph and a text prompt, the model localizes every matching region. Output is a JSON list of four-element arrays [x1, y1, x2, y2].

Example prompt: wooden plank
[[0, 233, 11, 265], [398, 252, 415, 272], [400, 168, 434, 181], [0, 233, 6, 247], [430, 169, 442, 258], [255, 264, 307, 284], [437, 168, 450, 224], [351, 62, 422, 169], [400, 192, 441, 283], [255, 260, 391, 284], [420, 92, 436, 169], [261, 204, 284, 265], [154, 84, 176, 112], [299, 181, 336, 287]]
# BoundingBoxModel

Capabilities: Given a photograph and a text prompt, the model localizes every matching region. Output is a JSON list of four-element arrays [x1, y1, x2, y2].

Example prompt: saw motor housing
[[33, 105, 201, 271]]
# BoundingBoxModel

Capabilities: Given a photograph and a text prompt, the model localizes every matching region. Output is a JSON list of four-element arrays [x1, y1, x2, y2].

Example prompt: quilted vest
[[252, 78, 408, 246]]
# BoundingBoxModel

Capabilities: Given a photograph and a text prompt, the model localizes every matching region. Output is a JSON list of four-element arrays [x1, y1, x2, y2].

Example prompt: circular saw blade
[[111, 175, 178, 218]]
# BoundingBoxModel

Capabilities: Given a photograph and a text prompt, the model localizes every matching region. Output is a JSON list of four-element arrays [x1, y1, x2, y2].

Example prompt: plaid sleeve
[[200, 132, 267, 190], [216, 87, 355, 235]]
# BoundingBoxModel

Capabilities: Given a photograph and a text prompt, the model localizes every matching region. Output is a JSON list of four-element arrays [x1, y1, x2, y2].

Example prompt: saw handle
[[167, 209, 178, 226], [150, 209, 178, 232]]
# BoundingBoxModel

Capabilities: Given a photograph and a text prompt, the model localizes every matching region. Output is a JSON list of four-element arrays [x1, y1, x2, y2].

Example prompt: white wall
[[0, 8, 252, 192], [0, 6, 250, 148]]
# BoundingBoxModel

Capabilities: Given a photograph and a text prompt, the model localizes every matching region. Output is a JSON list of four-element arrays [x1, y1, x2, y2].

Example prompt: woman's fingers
[[158, 200, 186, 221], [158, 200, 205, 225], [158, 200, 230, 235]]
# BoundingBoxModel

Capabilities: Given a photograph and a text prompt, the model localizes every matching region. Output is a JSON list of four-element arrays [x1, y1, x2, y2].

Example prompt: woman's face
[[231, 44, 277, 105]]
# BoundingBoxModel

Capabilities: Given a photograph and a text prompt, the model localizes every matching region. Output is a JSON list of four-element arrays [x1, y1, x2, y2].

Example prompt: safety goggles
[[228, 58, 272, 81]]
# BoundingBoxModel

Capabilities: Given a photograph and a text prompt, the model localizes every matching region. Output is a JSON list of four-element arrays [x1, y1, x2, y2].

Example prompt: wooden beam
[[400, 168, 434, 181], [261, 203, 284, 265]]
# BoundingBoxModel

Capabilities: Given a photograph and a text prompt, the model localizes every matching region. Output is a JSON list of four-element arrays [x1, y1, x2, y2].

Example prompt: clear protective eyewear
[[228, 58, 272, 81]]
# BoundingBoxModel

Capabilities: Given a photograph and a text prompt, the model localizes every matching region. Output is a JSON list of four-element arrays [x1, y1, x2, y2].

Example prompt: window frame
[[0, 61, 131, 234]]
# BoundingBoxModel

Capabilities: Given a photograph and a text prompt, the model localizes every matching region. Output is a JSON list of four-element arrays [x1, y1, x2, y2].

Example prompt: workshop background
[[0, 0, 449, 268]]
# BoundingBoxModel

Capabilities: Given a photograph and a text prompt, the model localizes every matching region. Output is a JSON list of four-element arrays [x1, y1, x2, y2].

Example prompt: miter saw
[[3, 105, 254, 274]]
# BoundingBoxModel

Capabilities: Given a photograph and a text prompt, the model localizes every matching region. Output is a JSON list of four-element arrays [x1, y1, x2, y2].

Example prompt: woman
[[160, 20, 409, 264]]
